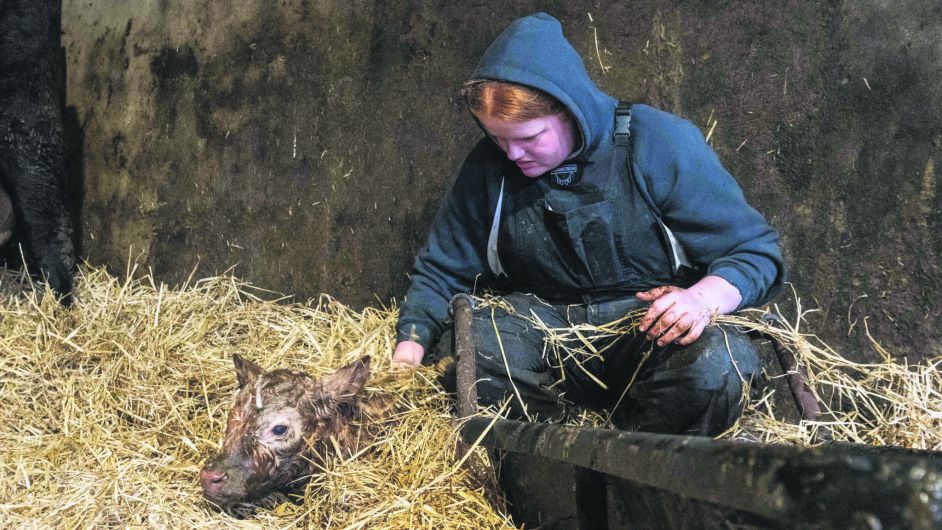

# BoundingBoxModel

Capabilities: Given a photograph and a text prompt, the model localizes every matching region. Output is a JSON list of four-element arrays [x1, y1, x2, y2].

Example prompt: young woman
[[392, 13, 784, 436]]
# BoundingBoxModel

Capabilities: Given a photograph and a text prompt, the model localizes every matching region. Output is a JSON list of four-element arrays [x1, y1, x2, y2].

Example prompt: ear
[[232, 354, 264, 389], [319, 355, 371, 403]]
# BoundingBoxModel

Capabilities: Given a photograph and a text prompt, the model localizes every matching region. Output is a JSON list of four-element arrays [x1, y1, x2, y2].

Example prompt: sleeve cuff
[[395, 322, 437, 351], [708, 266, 753, 310]]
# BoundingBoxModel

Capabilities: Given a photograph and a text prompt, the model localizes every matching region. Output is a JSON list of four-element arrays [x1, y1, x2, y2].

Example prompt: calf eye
[[271, 425, 289, 436]]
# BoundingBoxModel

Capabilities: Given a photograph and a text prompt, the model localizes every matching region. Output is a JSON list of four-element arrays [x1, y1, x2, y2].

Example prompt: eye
[[271, 425, 289, 437]]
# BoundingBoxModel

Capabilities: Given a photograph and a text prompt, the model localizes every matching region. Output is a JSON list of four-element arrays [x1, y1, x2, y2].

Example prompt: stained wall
[[62, 0, 942, 360]]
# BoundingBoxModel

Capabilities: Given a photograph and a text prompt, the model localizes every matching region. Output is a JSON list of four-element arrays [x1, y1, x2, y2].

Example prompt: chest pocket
[[543, 198, 629, 286]]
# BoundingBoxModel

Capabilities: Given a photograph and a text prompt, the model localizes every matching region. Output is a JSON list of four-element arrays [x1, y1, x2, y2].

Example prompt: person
[[392, 12, 785, 436]]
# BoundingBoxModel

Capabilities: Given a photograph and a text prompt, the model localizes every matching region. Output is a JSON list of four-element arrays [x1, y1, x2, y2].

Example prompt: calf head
[[199, 355, 371, 508]]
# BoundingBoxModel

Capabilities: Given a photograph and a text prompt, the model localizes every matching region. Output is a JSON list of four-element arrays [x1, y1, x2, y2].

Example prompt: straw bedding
[[1, 266, 939, 528], [0, 266, 512, 529], [472, 293, 942, 450], [719, 307, 942, 450]]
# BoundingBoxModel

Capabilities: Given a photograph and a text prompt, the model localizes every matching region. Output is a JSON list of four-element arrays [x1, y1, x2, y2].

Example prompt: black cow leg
[[0, 183, 13, 246], [0, 0, 76, 305]]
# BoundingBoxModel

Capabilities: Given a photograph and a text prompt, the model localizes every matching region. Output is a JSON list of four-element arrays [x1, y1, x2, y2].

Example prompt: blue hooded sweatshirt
[[396, 13, 785, 349]]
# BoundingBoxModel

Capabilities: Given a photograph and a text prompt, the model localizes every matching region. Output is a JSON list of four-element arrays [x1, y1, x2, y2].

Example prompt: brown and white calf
[[199, 354, 384, 508]]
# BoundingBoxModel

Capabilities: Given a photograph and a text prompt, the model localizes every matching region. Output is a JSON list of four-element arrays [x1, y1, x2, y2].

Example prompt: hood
[[471, 12, 617, 159]]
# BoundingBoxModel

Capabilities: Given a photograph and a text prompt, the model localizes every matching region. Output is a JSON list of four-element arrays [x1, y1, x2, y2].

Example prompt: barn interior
[[1, 1, 942, 528]]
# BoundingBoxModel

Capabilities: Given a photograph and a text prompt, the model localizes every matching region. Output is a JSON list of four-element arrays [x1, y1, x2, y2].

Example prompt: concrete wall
[[61, 0, 942, 361]]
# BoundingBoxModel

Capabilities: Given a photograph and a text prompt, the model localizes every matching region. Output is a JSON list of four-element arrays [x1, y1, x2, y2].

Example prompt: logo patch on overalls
[[550, 163, 580, 186]]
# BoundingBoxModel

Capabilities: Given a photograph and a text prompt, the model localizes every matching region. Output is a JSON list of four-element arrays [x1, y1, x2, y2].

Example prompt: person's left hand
[[636, 285, 719, 347], [392, 340, 425, 368]]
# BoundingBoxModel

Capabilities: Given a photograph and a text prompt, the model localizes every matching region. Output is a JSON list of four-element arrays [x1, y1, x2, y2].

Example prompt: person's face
[[476, 112, 579, 177]]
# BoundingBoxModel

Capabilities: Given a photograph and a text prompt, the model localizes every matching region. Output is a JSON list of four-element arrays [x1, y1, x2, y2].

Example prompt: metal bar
[[761, 313, 822, 423], [771, 336, 823, 419], [462, 417, 942, 529], [451, 294, 477, 419]]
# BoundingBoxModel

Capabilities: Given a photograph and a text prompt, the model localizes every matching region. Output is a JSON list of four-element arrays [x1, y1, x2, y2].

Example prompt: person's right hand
[[392, 340, 425, 369]]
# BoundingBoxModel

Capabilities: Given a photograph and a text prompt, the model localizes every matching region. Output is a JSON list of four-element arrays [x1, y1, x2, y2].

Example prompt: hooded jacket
[[396, 13, 785, 349]]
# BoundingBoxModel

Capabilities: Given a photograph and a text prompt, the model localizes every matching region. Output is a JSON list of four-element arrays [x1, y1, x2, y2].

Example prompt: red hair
[[463, 79, 567, 122]]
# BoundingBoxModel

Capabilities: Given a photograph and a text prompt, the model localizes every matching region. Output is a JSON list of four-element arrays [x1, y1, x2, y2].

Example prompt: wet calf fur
[[200, 355, 380, 508]]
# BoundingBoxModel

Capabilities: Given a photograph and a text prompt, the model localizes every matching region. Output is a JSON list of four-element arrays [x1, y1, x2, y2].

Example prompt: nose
[[199, 468, 228, 494], [506, 142, 525, 161]]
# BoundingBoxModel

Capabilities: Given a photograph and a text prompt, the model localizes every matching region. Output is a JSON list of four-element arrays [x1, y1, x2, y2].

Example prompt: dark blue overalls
[[461, 105, 760, 436]]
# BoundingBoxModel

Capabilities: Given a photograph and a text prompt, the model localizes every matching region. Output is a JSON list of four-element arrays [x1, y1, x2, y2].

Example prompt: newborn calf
[[199, 355, 378, 509]]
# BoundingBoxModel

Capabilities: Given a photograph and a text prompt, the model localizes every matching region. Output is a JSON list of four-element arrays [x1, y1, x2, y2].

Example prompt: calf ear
[[320, 355, 371, 403], [232, 354, 264, 388]]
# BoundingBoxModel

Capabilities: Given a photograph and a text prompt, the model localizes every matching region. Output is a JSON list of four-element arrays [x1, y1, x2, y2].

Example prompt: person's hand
[[635, 276, 742, 347], [392, 340, 425, 369]]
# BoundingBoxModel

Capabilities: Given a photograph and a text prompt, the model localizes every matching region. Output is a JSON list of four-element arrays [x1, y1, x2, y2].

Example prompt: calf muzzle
[[199, 468, 228, 496]]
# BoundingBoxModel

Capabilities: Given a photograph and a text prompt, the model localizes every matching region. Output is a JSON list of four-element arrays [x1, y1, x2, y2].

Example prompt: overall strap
[[614, 101, 694, 274]]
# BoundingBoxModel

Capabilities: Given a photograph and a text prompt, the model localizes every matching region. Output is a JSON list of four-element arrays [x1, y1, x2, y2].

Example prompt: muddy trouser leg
[[470, 293, 573, 421], [605, 324, 759, 436]]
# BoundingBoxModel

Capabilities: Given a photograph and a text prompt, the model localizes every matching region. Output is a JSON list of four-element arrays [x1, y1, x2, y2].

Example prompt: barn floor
[[0, 265, 511, 529]]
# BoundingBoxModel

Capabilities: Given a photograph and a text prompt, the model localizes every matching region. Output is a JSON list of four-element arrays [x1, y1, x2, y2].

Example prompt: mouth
[[205, 489, 294, 518], [203, 491, 259, 518], [202, 488, 235, 507]]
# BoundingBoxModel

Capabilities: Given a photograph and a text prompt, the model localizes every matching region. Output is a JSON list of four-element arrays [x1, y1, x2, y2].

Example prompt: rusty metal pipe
[[451, 294, 477, 418], [770, 332, 822, 420], [760, 313, 823, 423]]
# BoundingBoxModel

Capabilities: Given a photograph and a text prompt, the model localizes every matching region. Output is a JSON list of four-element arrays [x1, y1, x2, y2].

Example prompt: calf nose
[[199, 468, 228, 494]]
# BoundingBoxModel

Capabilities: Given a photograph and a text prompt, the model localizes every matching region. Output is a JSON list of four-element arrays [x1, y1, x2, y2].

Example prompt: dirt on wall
[[61, 0, 942, 362]]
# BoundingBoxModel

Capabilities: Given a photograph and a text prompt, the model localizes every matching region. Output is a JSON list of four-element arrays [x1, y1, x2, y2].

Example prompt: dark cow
[[0, 0, 76, 304]]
